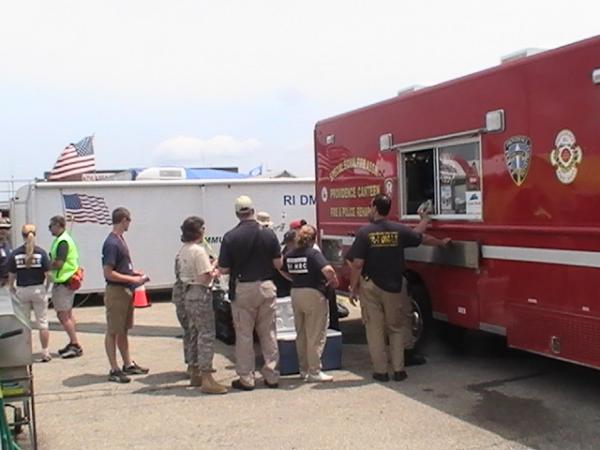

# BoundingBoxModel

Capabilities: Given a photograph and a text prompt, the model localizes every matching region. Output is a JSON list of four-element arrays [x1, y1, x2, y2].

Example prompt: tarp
[[184, 168, 248, 179]]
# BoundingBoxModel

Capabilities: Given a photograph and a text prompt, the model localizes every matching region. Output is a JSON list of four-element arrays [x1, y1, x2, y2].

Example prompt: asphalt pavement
[[10, 297, 600, 450]]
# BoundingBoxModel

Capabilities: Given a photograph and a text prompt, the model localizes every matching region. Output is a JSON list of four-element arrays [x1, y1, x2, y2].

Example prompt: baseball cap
[[281, 229, 297, 245], [256, 211, 273, 227], [234, 195, 254, 213], [289, 219, 306, 230]]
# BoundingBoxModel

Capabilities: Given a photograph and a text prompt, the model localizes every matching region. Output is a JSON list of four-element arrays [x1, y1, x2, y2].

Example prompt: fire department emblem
[[504, 136, 531, 186], [549, 129, 583, 184]]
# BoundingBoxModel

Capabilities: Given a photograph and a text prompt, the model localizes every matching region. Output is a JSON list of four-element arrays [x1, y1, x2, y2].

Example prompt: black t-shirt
[[7, 245, 50, 287], [347, 219, 422, 292], [102, 232, 133, 286], [283, 247, 329, 293], [218, 220, 281, 282]]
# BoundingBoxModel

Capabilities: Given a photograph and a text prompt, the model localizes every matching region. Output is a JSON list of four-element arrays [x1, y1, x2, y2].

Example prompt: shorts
[[51, 284, 75, 312], [104, 284, 134, 335], [16, 284, 49, 329]]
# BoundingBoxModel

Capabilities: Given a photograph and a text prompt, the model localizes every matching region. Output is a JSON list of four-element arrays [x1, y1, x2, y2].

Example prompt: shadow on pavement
[[135, 371, 188, 385], [49, 322, 182, 338], [338, 314, 600, 448], [63, 373, 112, 387]]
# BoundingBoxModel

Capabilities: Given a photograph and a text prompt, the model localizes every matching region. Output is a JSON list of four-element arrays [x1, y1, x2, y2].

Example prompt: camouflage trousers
[[174, 284, 216, 371]]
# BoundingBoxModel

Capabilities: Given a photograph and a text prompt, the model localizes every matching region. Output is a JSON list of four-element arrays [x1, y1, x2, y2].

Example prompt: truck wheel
[[407, 282, 432, 349]]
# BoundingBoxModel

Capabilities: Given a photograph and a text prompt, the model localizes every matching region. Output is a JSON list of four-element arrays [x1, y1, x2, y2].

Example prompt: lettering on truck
[[283, 194, 316, 206]]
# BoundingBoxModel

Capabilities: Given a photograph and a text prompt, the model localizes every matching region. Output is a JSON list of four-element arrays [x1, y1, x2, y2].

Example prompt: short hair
[[112, 207, 131, 225], [371, 194, 392, 216], [180, 216, 205, 243], [49, 215, 66, 228]]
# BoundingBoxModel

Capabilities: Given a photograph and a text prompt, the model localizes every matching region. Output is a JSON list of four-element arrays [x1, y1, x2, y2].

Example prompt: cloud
[[154, 135, 262, 165]]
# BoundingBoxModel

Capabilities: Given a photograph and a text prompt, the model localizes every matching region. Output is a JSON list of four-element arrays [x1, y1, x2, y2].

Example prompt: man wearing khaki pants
[[218, 195, 282, 391], [101, 207, 150, 383], [348, 194, 449, 382]]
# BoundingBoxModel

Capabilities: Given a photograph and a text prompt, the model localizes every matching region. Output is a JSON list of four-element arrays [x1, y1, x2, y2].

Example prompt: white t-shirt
[[176, 243, 212, 285]]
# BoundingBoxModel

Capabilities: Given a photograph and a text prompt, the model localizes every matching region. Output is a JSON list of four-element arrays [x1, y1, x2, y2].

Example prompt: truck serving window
[[404, 149, 434, 215], [401, 139, 481, 219]]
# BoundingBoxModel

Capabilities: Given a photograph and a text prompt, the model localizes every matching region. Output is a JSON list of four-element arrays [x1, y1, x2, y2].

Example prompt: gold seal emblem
[[549, 129, 583, 184]]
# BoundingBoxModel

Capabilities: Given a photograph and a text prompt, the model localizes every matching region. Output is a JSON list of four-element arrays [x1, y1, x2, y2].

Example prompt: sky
[[1, 0, 599, 184]]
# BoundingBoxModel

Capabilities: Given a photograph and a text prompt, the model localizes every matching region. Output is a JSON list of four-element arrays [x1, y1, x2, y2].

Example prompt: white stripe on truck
[[321, 235, 600, 269]]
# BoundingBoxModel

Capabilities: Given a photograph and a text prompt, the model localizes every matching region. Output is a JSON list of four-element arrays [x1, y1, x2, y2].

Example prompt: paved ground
[[9, 296, 600, 450]]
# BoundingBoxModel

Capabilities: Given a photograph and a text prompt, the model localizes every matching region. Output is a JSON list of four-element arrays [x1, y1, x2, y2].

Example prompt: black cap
[[281, 229, 296, 245]]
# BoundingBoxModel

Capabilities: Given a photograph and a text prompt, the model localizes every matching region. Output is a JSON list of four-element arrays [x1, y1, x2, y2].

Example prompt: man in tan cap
[[217, 195, 282, 390]]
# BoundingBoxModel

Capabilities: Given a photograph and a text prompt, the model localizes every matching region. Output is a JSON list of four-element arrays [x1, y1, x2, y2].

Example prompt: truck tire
[[407, 281, 433, 349]]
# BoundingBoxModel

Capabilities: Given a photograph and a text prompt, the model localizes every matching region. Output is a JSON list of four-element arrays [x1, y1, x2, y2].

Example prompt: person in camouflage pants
[[173, 216, 227, 394]]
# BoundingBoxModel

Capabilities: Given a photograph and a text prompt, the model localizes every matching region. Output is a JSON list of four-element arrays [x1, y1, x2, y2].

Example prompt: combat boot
[[189, 368, 202, 387], [186, 365, 196, 379], [200, 372, 228, 395]]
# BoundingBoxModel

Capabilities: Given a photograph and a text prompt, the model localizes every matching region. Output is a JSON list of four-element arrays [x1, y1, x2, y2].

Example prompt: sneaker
[[307, 371, 334, 382], [58, 343, 73, 355], [122, 361, 149, 375], [372, 372, 390, 382], [393, 370, 408, 382], [231, 379, 254, 391], [263, 379, 279, 389], [299, 371, 308, 381], [38, 354, 52, 363], [61, 345, 83, 359], [108, 369, 131, 384]]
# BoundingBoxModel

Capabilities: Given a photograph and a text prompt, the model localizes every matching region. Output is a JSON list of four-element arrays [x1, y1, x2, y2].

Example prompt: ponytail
[[21, 224, 37, 268]]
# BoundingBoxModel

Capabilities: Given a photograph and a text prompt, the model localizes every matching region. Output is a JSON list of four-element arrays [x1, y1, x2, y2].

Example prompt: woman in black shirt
[[282, 225, 338, 382], [8, 224, 51, 362]]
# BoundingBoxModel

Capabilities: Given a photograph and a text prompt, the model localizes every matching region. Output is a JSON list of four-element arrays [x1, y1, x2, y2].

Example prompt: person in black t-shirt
[[273, 229, 296, 298], [283, 225, 338, 382], [7, 224, 52, 361], [217, 195, 282, 391], [347, 194, 450, 383]]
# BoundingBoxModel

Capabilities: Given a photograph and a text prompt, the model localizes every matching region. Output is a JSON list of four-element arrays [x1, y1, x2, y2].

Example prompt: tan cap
[[256, 211, 273, 227], [234, 195, 254, 213]]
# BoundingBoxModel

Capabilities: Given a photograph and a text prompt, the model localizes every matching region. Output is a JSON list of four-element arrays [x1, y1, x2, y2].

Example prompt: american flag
[[63, 193, 111, 225], [48, 136, 95, 181]]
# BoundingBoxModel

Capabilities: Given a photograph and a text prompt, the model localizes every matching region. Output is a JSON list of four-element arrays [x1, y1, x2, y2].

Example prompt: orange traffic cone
[[133, 284, 151, 308]]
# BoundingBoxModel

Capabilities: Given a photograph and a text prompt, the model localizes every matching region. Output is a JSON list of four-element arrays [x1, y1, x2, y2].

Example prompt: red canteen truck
[[315, 36, 600, 369]]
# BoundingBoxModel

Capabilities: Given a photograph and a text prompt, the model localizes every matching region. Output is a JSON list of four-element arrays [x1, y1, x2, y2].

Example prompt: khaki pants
[[16, 285, 49, 329], [232, 280, 279, 386], [291, 287, 329, 375], [359, 278, 411, 373], [104, 284, 134, 335]]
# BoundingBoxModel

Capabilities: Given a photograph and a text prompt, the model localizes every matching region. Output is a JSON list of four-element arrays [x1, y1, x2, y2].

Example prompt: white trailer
[[10, 178, 316, 294]]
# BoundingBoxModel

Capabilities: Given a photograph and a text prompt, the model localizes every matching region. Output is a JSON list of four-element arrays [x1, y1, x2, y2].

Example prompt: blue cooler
[[277, 329, 342, 375]]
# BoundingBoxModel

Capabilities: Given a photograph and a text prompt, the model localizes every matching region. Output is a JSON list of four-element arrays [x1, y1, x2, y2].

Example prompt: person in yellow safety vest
[[48, 215, 83, 358]]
